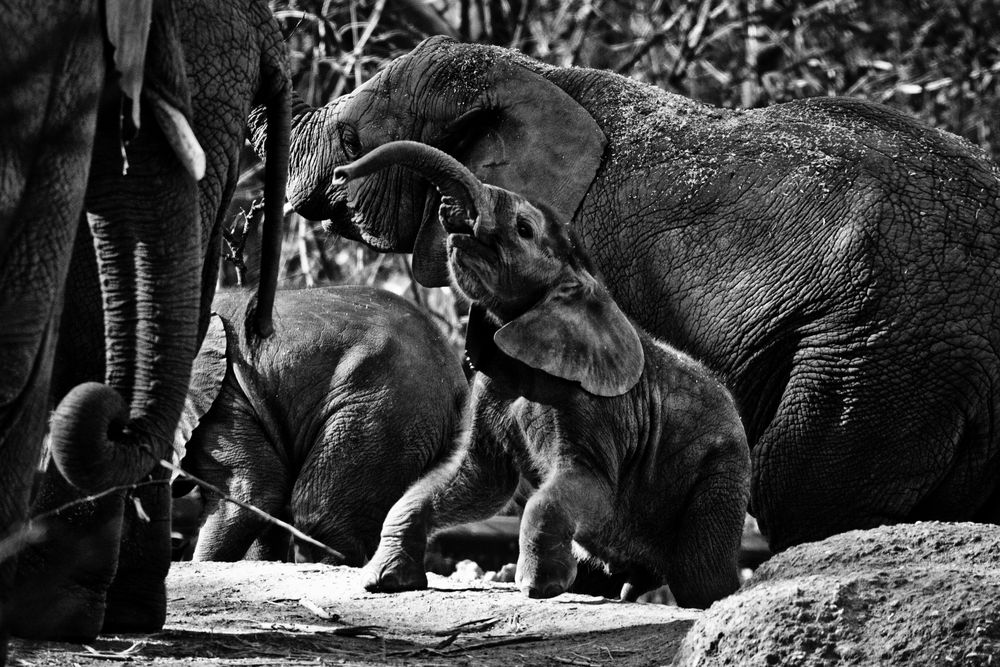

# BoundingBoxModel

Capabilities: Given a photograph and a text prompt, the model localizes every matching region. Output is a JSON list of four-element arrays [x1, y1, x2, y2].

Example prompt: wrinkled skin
[[0, 2, 104, 651], [250, 36, 1000, 551], [1, 0, 209, 646], [351, 143, 750, 608], [175, 287, 467, 566], [16, 0, 290, 639]]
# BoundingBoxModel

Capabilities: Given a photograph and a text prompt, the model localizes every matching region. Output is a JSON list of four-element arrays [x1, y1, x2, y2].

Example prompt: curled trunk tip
[[49, 382, 150, 492]]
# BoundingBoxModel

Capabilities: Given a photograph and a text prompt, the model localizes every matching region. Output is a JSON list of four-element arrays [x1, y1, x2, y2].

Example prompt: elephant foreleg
[[363, 415, 519, 593], [102, 469, 172, 632], [515, 471, 612, 599]]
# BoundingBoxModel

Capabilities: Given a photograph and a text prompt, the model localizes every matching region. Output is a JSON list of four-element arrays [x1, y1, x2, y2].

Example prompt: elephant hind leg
[[662, 462, 749, 609], [750, 345, 981, 551], [187, 395, 288, 561]]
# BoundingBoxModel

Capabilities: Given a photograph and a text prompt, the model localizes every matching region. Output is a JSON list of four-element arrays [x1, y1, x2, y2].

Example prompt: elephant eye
[[338, 123, 363, 160], [516, 218, 534, 239]]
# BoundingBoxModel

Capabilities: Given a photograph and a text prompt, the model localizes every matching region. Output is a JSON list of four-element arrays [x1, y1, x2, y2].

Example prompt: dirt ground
[[9, 562, 698, 666]]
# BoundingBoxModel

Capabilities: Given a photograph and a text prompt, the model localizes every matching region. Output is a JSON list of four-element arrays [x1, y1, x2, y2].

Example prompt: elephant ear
[[172, 314, 228, 475], [494, 280, 644, 397], [105, 0, 153, 128], [457, 61, 606, 219], [412, 42, 607, 286]]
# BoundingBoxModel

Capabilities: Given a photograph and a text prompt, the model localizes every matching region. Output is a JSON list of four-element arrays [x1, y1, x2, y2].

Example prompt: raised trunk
[[333, 140, 491, 232]]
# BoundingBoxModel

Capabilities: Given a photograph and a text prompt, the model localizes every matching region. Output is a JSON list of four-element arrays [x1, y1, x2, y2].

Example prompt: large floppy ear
[[172, 314, 228, 473], [410, 38, 607, 286], [452, 58, 606, 219], [494, 280, 644, 397]]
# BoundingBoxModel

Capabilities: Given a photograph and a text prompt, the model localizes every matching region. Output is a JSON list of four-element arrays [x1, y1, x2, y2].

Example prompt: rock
[[450, 559, 485, 582], [673, 522, 1000, 666]]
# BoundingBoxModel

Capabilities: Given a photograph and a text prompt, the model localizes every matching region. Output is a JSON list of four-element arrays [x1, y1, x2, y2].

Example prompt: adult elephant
[[13, 0, 289, 640], [0, 0, 259, 649], [248, 36, 1000, 552]]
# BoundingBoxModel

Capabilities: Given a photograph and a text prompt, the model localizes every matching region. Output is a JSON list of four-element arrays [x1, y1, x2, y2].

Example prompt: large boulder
[[674, 522, 1000, 666]]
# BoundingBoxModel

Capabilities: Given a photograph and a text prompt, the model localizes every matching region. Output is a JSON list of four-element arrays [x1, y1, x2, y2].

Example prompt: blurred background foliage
[[228, 0, 1000, 338]]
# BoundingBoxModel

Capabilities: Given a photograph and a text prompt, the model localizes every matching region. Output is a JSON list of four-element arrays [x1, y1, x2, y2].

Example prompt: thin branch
[[160, 459, 346, 563]]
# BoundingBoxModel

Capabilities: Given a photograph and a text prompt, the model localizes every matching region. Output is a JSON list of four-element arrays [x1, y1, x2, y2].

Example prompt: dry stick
[[442, 634, 546, 654], [160, 459, 346, 563], [0, 478, 166, 562]]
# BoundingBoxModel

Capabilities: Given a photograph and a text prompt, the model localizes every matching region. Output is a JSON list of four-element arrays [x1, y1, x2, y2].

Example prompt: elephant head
[[333, 140, 643, 397], [249, 36, 606, 287]]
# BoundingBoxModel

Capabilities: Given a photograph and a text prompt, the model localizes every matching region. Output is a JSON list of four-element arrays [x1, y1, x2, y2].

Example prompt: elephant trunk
[[49, 94, 203, 493], [252, 82, 291, 339], [248, 92, 348, 225], [332, 140, 492, 233]]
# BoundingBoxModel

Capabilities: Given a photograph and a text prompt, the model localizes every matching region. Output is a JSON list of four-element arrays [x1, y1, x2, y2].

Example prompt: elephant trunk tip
[[49, 382, 137, 492], [331, 167, 350, 186]]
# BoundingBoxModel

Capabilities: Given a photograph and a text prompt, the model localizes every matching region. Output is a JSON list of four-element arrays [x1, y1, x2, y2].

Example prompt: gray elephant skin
[[340, 142, 751, 609], [249, 36, 1000, 552], [6, 0, 289, 642], [0, 0, 262, 648], [176, 286, 468, 567]]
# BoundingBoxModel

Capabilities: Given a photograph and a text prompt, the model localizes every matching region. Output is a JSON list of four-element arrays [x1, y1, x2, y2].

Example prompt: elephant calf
[[340, 142, 752, 609], [173, 286, 467, 565]]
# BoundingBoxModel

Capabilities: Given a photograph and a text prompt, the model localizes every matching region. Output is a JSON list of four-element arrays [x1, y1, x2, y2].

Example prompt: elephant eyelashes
[[338, 123, 363, 159], [516, 217, 534, 239]]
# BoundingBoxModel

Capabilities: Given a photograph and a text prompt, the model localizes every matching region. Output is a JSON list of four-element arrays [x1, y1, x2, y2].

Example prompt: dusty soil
[[676, 522, 1000, 666], [9, 562, 698, 666]]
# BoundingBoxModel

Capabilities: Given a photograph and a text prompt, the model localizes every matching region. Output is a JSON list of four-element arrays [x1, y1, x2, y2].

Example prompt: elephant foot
[[11, 504, 123, 640], [10, 560, 108, 641], [619, 566, 663, 602], [515, 548, 577, 599], [362, 540, 428, 593], [102, 486, 171, 633], [101, 568, 166, 633]]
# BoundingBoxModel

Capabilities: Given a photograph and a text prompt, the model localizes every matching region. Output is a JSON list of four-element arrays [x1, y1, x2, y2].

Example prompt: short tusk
[[147, 91, 206, 181]]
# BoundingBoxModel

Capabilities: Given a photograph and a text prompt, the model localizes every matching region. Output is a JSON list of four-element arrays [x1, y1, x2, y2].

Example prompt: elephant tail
[[249, 16, 291, 341]]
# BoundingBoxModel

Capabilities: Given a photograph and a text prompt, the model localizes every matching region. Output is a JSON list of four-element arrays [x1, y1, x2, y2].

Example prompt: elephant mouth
[[447, 233, 497, 299]]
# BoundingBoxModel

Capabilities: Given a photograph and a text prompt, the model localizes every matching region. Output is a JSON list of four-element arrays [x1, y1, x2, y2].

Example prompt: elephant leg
[[247, 519, 293, 561], [101, 470, 171, 632], [188, 389, 288, 561], [12, 471, 125, 640], [661, 463, 748, 609], [515, 471, 611, 599], [750, 343, 981, 552], [289, 410, 448, 567], [0, 0, 103, 643], [363, 420, 519, 593]]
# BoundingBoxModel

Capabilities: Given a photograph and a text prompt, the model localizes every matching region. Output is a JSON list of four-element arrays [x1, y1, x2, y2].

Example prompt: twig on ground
[[442, 634, 546, 654], [432, 616, 502, 636], [550, 656, 601, 667], [74, 641, 147, 662], [300, 597, 338, 621]]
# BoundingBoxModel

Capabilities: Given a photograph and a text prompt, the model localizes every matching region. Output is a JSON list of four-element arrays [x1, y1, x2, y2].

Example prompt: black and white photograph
[[1, 0, 998, 664]]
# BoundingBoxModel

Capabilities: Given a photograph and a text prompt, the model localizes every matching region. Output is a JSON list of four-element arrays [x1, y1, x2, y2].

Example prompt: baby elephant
[[173, 286, 467, 565], [335, 141, 752, 608]]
